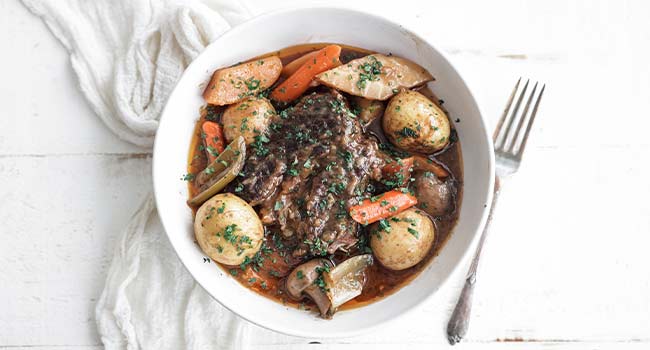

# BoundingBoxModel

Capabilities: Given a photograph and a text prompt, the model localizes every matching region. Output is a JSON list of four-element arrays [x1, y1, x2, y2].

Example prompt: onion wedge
[[188, 136, 246, 207]]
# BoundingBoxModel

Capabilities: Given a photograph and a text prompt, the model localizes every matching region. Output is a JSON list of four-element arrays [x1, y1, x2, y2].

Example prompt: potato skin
[[194, 193, 263, 266], [222, 97, 275, 145], [383, 90, 450, 153], [369, 208, 435, 270]]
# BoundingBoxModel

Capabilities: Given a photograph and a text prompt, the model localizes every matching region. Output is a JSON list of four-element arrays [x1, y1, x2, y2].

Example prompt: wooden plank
[[0, 347, 102, 350], [2, 343, 650, 350], [0, 155, 151, 345], [252, 343, 650, 350]]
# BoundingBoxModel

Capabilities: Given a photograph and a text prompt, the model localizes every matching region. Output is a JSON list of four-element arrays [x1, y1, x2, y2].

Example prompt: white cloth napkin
[[20, 0, 260, 348]]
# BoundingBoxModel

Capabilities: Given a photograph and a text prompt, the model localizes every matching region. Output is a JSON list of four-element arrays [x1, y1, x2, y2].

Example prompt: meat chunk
[[231, 91, 385, 256]]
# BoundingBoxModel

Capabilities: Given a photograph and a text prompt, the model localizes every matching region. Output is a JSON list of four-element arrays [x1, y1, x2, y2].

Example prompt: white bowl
[[153, 6, 494, 338]]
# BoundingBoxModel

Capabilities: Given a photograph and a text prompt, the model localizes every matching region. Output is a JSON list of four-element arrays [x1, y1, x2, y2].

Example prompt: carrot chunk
[[382, 157, 414, 186], [271, 45, 342, 102], [201, 121, 225, 163], [412, 155, 449, 178], [281, 50, 320, 76], [349, 190, 418, 225]]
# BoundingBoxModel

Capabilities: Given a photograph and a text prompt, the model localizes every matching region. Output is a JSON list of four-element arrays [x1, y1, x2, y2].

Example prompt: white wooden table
[[1, 0, 649, 349]]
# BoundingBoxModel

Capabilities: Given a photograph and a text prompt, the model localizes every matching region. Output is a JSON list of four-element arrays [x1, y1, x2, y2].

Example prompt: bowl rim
[[153, 5, 495, 338]]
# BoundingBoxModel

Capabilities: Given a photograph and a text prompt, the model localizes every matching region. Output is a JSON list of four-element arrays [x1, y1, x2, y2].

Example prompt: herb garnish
[[356, 55, 383, 90]]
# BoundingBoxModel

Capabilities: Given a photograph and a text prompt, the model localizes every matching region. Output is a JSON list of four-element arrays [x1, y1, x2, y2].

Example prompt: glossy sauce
[[186, 43, 463, 313]]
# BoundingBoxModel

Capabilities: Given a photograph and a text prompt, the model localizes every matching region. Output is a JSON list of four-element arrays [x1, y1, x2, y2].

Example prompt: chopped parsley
[[337, 150, 353, 168], [304, 237, 328, 256], [245, 77, 261, 91], [399, 127, 418, 138], [217, 202, 226, 213], [250, 134, 270, 156], [407, 227, 420, 239], [327, 182, 346, 195], [356, 55, 383, 90], [379, 142, 410, 158], [313, 265, 331, 293], [378, 219, 391, 233]]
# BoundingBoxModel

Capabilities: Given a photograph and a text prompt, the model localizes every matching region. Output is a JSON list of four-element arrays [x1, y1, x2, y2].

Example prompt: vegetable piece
[[349, 190, 418, 225], [412, 155, 449, 179], [194, 193, 264, 265], [323, 254, 373, 311], [281, 50, 320, 76], [188, 136, 245, 207], [351, 96, 385, 125], [221, 97, 275, 145], [270, 45, 342, 102], [370, 208, 435, 270], [201, 121, 225, 163], [285, 259, 332, 317], [203, 56, 282, 106], [382, 156, 414, 186], [285, 255, 373, 318], [413, 170, 456, 217], [315, 54, 433, 100], [383, 90, 451, 153]]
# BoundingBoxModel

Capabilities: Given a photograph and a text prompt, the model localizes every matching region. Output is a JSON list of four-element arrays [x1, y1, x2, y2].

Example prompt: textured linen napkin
[[20, 0, 257, 348]]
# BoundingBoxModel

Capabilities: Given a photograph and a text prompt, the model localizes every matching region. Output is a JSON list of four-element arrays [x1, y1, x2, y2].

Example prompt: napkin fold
[[20, 0, 257, 348]]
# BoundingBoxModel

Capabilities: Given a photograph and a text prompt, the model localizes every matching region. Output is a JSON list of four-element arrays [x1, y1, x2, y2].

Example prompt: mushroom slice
[[324, 254, 373, 311], [285, 255, 373, 317], [285, 259, 333, 317], [315, 54, 433, 100], [188, 136, 246, 207]]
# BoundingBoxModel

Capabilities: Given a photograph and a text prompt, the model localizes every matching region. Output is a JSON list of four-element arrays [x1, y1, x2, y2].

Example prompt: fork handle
[[446, 177, 501, 345]]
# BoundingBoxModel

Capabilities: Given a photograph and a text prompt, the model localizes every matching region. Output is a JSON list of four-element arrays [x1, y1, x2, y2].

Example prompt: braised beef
[[231, 91, 385, 256]]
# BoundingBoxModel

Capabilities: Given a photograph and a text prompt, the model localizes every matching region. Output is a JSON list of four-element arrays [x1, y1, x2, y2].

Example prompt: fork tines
[[493, 78, 545, 159]]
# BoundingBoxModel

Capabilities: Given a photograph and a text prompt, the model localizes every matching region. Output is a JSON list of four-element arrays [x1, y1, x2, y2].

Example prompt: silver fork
[[446, 78, 546, 345]]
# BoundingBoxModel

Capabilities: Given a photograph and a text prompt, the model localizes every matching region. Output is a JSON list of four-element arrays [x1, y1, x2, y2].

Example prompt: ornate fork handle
[[447, 177, 501, 345]]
